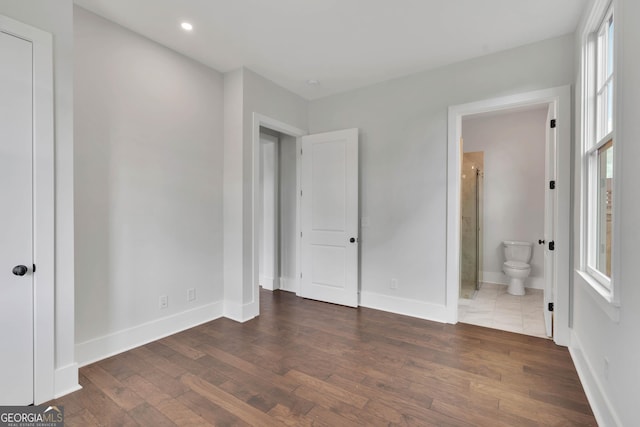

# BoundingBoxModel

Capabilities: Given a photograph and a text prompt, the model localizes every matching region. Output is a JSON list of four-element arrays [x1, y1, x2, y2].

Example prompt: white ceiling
[[73, 0, 588, 100]]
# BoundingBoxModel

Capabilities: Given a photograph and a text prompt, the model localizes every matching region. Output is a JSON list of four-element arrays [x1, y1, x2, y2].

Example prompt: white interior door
[[544, 104, 556, 337], [0, 30, 35, 404], [300, 129, 359, 307]]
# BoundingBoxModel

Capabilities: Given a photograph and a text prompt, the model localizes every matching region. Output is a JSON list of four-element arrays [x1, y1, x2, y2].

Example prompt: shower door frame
[[459, 154, 483, 296], [475, 168, 483, 290]]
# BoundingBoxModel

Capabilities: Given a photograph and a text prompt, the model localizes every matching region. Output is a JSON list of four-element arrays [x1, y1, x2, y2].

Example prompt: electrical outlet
[[187, 288, 196, 302], [390, 278, 398, 290], [159, 295, 168, 309]]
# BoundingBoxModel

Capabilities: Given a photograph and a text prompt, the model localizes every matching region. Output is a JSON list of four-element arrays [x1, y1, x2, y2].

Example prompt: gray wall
[[223, 67, 308, 320], [571, 0, 640, 425], [74, 7, 224, 357], [0, 0, 76, 396], [308, 34, 574, 315], [222, 69, 244, 310], [463, 108, 547, 287], [242, 69, 308, 306], [279, 134, 299, 292]]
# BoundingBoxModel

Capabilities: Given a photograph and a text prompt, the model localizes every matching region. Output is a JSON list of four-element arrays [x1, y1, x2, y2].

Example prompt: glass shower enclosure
[[460, 152, 484, 299]]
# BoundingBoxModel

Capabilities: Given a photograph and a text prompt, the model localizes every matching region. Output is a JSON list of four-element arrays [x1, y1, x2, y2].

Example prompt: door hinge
[[549, 180, 556, 190], [300, 189, 303, 197], [300, 272, 302, 278], [548, 241, 555, 251], [550, 119, 556, 128], [33, 264, 36, 273], [300, 148, 303, 155], [548, 302, 554, 312], [300, 231, 303, 238]]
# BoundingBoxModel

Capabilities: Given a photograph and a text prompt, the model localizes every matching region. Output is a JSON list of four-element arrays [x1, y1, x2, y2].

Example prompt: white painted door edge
[[0, 14, 58, 403]]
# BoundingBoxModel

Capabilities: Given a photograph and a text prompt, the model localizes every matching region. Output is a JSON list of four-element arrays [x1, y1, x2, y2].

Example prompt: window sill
[[576, 269, 620, 323]]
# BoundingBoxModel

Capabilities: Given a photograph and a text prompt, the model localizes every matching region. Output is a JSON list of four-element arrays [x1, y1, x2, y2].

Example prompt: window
[[585, 5, 615, 289]]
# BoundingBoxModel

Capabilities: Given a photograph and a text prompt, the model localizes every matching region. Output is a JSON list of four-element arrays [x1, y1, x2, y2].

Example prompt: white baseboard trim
[[53, 363, 81, 400], [360, 291, 449, 324], [527, 276, 544, 290], [482, 271, 507, 285], [224, 300, 258, 323], [482, 271, 544, 290], [260, 276, 280, 291], [569, 331, 622, 427], [76, 301, 224, 367], [260, 275, 272, 290], [279, 277, 298, 293]]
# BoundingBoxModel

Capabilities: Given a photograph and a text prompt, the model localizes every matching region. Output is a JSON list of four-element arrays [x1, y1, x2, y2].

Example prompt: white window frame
[[580, 0, 619, 305]]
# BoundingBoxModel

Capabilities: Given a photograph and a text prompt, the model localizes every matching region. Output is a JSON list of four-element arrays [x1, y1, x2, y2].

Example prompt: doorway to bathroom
[[458, 107, 548, 338], [447, 86, 572, 346]]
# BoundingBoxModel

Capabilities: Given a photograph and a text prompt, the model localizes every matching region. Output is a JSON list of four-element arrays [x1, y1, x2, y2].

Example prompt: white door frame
[[446, 86, 571, 346], [0, 15, 55, 403], [252, 114, 307, 312], [258, 130, 279, 291]]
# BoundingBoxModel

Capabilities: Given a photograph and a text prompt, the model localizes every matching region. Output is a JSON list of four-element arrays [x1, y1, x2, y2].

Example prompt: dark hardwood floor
[[49, 289, 597, 426]]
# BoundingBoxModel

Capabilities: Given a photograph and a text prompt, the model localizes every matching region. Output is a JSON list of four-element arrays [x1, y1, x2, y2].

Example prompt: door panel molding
[[300, 128, 359, 307], [0, 14, 55, 403]]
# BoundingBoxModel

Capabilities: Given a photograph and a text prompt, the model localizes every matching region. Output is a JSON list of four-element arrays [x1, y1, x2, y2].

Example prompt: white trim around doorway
[[446, 86, 571, 346], [250, 114, 307, 317]]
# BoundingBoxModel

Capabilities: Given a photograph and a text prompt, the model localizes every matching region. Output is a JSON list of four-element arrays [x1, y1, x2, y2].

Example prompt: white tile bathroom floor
[[458, 282, 549, 338]]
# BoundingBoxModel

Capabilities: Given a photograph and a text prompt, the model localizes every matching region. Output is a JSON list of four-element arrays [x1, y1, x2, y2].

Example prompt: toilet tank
[[503, 241, 532, 263]]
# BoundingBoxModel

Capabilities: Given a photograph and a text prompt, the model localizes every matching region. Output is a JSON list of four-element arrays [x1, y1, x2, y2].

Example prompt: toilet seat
[[504, 260, 529, 270]]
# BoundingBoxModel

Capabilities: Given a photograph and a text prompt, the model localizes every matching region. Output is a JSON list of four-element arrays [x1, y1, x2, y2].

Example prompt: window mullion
[[588, 132, 614, 155], [596, 74, 612, 95]]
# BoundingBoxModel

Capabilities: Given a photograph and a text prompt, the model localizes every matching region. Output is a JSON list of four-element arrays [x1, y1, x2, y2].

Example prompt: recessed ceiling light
[[181, 22, 193, 31], [306, 79, 320, 86]]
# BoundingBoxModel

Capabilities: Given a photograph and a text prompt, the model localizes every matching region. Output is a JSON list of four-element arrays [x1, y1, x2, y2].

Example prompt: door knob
[[12, 265, 28, 276], [538, 239, 545, 245], [349, 237, 356, 243]]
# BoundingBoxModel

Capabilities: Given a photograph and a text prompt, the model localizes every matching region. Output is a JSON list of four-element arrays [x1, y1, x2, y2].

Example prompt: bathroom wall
[[462, 107, 547, 288]]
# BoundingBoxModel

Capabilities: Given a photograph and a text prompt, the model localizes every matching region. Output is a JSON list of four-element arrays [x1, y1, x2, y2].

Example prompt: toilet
[[502, 241, 532, 296]]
